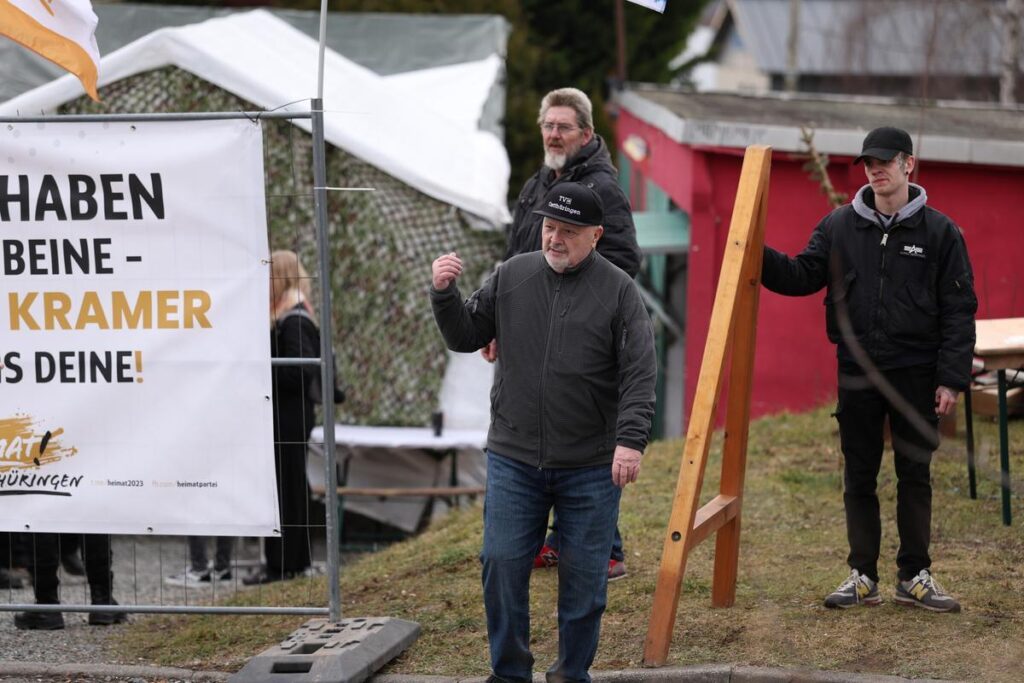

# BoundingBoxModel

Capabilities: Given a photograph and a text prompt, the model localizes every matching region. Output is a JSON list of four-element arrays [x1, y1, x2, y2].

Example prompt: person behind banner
[[14, 533, 125, 630], [761, 126, 977, 612], [244, 250, 319, 585], [0, 533, 24, 590], [430, 182, 656, 683], [165, 536, 233, 587]]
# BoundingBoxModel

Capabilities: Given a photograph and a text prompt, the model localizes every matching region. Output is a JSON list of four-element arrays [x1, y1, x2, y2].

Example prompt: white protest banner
[[627, 0, 667, 13], [0, 119, 279, 536]]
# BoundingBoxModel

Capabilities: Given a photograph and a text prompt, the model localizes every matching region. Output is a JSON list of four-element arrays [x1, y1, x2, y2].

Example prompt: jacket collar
[[541, 134, 613, 183], [851, 183, 927, 230]]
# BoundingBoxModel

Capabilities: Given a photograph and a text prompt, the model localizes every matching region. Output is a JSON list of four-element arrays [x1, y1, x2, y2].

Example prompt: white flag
[[0, 0, 101, 100], [627, 0, 667, 13]]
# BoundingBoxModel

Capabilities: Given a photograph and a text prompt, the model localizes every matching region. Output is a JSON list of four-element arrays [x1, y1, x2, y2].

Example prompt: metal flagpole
[[313, 0, 342, 623]]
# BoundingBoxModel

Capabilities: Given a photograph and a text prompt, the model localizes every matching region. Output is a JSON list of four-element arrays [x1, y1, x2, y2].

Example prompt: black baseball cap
[[532, 182, 604, 227], [854, 126, 913, 164]]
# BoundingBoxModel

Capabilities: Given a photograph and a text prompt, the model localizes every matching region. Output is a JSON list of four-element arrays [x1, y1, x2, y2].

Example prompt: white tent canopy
[[0, 9, 512, 226]]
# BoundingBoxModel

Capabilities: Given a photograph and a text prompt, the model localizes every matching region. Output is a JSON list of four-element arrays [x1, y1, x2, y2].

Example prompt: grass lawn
[[115, 406, 1024, 681]]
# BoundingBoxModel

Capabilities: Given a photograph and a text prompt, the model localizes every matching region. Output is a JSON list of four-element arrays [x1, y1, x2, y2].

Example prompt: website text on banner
[[0, 119, 279, 537], [0, 0, 102, 100]]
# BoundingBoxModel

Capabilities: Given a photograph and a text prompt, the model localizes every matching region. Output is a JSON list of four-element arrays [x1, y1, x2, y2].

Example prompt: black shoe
[[88, 597, 128, 625], [242, 569, 286, 586], [89, 610, 129, 625], [0, 568, 24, 589], [14, 611, 65, 630], [61, 553, 86, 577]]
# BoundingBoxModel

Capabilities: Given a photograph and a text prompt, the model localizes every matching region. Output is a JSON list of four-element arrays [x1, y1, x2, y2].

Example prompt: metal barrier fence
[[0, 105, 342, 621]]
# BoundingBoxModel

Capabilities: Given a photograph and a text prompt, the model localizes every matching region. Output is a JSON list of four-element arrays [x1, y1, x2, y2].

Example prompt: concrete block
[[229, 616, 420, 683]]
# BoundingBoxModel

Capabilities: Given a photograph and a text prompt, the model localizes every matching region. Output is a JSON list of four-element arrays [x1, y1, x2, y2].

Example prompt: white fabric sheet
[[0, 9, 511, 226]]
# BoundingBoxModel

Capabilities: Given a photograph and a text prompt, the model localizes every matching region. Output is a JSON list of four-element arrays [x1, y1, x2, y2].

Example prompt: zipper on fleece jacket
[[869, 228, 892, 360], [537, 276, 563, 468], [878, 230, 889, 308]]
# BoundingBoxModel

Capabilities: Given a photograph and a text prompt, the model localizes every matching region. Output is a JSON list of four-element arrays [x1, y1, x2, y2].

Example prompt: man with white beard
[[488, 87, 641, 581], [504, 87, 640, 278]]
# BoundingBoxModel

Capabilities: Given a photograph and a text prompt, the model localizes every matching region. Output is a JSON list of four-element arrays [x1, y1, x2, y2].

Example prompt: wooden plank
[[643, 145, 772, 666], [980, 351, 1024, 370], [687, 494, 739, 550], [339, 486, 485, 497], [309, 485, 485, 498], [711, 168, 769, 608]]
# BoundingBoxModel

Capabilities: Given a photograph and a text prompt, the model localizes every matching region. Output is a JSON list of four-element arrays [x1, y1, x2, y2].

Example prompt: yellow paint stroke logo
[[0, 415, 77, 472]]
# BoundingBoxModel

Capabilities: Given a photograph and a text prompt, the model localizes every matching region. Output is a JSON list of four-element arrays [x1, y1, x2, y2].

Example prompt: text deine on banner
[[0, 0, 102, 100], [0, 119, 278, 537]]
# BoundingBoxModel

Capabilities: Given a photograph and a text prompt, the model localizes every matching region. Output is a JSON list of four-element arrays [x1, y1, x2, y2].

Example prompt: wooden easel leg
[[710, 180, 766, 608], [711, 516, 742, 607]]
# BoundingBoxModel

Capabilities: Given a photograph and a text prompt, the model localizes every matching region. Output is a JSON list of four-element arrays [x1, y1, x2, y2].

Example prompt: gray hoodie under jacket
[[430, 250, 657, 469]]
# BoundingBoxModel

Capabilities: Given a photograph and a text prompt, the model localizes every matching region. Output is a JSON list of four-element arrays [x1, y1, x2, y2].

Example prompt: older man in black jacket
[[762, 126, 976, 613], [431, 182, 656, 683]]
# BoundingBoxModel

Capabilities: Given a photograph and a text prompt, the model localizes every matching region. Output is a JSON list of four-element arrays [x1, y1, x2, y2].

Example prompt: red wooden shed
[[615, 87, 1024, 431]]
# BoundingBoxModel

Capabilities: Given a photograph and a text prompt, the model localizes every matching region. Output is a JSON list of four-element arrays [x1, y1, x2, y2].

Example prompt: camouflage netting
[[62, 66, 505, 426]]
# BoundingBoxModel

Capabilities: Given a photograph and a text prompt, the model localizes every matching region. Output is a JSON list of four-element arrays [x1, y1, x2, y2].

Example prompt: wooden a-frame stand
[[643, 145, 772, 666]]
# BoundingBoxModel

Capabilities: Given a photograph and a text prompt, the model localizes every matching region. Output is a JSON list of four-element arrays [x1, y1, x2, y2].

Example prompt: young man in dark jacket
[[492, 86, 640, 579], [762, 126, 977, 613], [430, 182, 656, 683]]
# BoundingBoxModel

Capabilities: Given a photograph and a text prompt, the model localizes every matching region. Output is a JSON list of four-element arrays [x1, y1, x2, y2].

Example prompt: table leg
[[965, 386, 977, 499], [998, 370, 1012, 526], [449, 448, 460, 508], [338, 449, 352, 544]]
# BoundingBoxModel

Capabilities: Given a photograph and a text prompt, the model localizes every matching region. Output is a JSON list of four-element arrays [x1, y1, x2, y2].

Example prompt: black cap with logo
[[532, 182, 604, 227], [854, 126, 913, 164]]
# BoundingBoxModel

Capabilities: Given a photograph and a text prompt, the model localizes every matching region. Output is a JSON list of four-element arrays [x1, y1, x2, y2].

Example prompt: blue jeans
[[482, 451, 621, 683]]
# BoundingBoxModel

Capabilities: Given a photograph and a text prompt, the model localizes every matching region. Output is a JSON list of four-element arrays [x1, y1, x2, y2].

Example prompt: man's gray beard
[[544, 250, 567, 273], [544, 150, 567, 171]]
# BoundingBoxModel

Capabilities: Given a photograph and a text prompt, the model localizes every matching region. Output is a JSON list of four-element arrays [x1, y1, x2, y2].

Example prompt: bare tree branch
[[795, 126, 847, 209]]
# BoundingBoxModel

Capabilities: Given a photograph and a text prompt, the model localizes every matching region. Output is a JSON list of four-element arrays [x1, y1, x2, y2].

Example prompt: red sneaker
[[607, 559, 627, 582], [532, 545, 559, 569]]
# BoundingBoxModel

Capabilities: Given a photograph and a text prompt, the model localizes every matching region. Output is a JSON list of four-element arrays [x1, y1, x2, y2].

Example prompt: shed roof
[[0, 9, 511, 225], [726, 0, 1021, 77], [618, 85, 1024, 167]]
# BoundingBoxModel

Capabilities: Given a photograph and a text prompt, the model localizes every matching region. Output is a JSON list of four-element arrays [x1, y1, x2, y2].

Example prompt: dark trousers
[[187, 536, 233, 573], [836, 365, 939, 583], [24, 533, 115, 603], [265, 444, 311, 578]]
